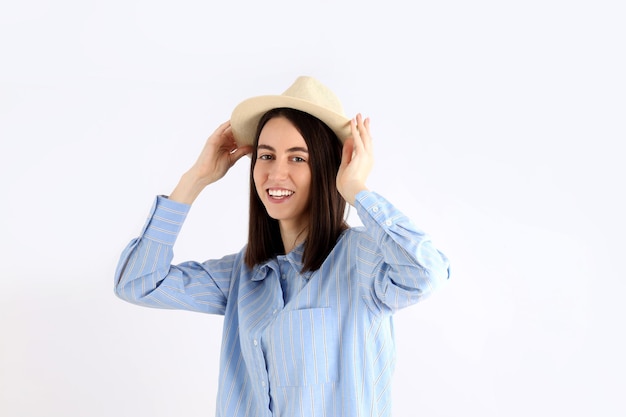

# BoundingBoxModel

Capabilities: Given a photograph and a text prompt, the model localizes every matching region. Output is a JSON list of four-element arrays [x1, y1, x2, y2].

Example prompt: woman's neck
[[279, 221, 308, 253]]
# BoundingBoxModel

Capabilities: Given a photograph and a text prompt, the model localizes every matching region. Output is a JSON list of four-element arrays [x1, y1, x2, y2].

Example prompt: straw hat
[[230, 76, 351, 146]]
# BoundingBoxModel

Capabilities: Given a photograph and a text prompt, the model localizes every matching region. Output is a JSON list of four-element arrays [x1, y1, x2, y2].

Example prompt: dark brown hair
[[244, 108, 348, 272]]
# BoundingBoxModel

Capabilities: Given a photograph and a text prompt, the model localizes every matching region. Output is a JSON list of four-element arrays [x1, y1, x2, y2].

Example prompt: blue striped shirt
[[114, 190, 450, 417]]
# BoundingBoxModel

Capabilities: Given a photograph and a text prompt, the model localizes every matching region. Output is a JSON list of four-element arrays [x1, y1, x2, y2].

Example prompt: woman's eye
[[292, 156, 306, 163], [258, 154, 273, 160]]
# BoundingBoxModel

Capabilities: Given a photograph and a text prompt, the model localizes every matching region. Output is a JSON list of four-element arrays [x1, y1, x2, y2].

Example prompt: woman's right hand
[[169, 121, 253, 205]]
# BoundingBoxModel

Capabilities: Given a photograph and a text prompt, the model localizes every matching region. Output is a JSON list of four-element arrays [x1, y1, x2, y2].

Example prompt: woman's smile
[[267, 188, 295, 200]]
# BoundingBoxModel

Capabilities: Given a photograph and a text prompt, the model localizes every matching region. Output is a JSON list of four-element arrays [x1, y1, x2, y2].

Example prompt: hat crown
[[230, 76, 351, 146], [282, 76, 345, 116]]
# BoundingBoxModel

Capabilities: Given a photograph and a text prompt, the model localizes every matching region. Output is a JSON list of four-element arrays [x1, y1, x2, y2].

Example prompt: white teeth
[[268, 189, 294, 197]]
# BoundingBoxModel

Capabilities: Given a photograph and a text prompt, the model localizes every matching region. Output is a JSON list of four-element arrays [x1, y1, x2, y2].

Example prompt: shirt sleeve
[[113, 196, 238, 315], [353, 190, 451, 313]]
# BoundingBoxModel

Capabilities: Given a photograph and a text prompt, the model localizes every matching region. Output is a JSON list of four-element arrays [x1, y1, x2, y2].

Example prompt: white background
[[1, 0, 624, 416]]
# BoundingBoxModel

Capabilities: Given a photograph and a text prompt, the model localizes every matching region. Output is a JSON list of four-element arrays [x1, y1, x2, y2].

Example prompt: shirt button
[[261, 381, 266, 387], [385, 219, 393, 226], [372, 206, 379, 213], [253, 339, 258, 346], [272, 309, 277, 315]]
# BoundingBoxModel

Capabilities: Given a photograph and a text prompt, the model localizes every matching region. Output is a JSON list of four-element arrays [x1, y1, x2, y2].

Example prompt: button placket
[[253, 336, 269, 390]]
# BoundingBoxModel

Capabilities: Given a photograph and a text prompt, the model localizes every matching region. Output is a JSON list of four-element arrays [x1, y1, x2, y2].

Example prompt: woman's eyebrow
[[257, 144, 308, 153], [286, 147, 309, 153]]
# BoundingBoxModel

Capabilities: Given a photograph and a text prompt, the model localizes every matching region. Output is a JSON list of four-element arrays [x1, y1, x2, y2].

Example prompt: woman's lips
[[267, 188, 294, 201]]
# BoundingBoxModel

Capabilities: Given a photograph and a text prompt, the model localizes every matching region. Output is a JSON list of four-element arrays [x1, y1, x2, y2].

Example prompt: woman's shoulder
[[201, 244, 248, 272], [336, 225, 378, 248]]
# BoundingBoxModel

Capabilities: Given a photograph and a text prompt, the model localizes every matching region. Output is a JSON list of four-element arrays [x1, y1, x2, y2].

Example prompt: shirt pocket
[[265, 307, 339, 387]]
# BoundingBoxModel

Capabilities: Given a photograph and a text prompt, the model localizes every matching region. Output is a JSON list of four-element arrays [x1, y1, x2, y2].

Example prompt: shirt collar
[[251, 242, 306, 281]]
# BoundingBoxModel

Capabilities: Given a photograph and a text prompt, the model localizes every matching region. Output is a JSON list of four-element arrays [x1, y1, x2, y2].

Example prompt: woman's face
[[253, 116, 312, 232]]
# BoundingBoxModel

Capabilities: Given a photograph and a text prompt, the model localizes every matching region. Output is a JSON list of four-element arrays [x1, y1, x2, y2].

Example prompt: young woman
[[115, 76, 450, 417]]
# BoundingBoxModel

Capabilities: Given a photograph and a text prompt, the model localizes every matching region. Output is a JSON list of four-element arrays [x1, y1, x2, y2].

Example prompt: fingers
[[350, 114, 372, 154], [229, 145, 253, 162], [216, 120, 231, 134], [340, 138, 355, 168], [349, 117, 362, 153], [221, 121, 252, 160], [211, 121, 244, 154]]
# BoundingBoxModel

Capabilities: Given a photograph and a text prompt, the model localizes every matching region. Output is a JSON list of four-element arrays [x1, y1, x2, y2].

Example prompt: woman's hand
[[169, 121, 252, 204], [337, 114, 374, 205]]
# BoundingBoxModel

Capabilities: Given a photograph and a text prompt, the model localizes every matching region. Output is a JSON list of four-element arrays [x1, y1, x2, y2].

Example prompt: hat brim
[[230, 95, 351, 147]]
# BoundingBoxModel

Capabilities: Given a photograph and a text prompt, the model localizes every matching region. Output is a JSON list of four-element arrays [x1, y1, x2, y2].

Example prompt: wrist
[[342, 184, 369, 206], [169, 171, 207, 205]]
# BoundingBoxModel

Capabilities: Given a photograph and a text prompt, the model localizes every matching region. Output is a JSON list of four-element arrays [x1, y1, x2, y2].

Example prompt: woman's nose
[[268, 159, 288, 180]]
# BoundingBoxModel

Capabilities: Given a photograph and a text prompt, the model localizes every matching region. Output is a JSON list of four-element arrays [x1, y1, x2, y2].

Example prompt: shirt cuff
[[356, 190, 392, 222], [142, 195, 191, 245], [354, 190, 399, 237]]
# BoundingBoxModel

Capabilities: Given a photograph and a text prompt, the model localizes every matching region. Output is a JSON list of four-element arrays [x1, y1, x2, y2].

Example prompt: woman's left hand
[[337, 114, 374, 205]]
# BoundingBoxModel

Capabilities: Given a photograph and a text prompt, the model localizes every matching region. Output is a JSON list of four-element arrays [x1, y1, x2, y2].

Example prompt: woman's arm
[[114, 122, 252, 313], [169, 121, 252, 204], [114, 196, 240, 314], [336, 115, 449, 311], [354, 190, 451, 313]]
